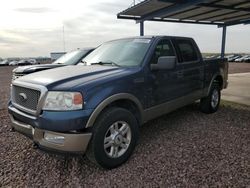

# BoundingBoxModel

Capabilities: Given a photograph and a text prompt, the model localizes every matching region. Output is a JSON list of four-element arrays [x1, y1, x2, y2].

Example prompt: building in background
[[50, 52, 66, 61], [36, 57, 51, 64]]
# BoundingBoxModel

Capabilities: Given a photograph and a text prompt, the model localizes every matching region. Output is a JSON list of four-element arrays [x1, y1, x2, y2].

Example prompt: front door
[[147, 39, 186, 107]]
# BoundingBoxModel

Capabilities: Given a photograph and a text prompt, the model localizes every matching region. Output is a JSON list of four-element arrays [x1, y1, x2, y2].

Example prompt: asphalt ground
[[222, 73, 250, 106]]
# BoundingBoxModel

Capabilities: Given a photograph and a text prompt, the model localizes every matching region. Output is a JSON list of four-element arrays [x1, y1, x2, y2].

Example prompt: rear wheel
[[200, 83, 221, 113], [86, 107, 139, 169]]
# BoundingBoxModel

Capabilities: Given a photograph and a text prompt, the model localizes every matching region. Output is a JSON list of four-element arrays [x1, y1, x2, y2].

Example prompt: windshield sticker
[[133, 39, 151, 43]]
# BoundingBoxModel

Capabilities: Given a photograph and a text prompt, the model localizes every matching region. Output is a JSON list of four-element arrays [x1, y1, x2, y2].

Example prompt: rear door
[[172, 38, 204, 96]]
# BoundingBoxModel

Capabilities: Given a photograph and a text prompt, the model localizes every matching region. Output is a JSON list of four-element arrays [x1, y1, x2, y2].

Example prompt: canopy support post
[[140, 21, 144, 36], [221, 26, 227, 58]]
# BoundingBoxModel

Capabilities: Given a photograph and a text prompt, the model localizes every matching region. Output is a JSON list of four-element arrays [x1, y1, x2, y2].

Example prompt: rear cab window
[[174, 39, 199, 63]]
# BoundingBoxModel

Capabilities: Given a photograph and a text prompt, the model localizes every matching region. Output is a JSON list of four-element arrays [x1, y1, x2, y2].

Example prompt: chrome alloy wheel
[[211, 89, 219, 108], [104, 121, 131, 158]]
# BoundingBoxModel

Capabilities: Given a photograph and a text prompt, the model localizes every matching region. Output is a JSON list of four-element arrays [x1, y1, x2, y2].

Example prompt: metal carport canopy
[[117, 0, 250, 57]]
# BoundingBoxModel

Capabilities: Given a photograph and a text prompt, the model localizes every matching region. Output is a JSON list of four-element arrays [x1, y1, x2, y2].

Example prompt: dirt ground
[[228, 62, 250, 74], [0, 63, 250, 187]]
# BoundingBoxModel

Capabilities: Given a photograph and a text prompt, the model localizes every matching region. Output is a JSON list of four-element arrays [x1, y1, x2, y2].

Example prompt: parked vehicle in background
[[9, 36, 228, 169], [205, 55, 221, 59], [235, 55, 250, 62], [0, 60, 9, 66], [16, 59, 32, 66], [9, 61, 18, 66], [246, 56, 250, 62], [12, 48, 94, 80], [228, 55, 242, 62], [28, 59, 38, 65], [225, 54, 235, 60]]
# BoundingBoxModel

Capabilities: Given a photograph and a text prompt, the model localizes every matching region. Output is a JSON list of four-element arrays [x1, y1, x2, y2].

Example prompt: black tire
[[200, 83, 221, 114], [86, 107, 139, 169]]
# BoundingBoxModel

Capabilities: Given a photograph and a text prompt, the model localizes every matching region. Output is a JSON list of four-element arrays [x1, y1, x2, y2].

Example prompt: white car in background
[[28, 59, 38, 64], [16, 59, 32, 66], [0, 60, 9, 66], [10, 59, 38, 66], [235, 55, 250, 62], [9, 60, 18, 66]]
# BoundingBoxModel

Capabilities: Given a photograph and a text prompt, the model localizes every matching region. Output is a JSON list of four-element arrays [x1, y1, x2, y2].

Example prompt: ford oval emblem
[[19, 93, 27, 102]]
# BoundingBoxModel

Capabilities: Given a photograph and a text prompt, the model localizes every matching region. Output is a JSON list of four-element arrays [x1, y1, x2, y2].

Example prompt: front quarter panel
[[81, 69, 146, 126]]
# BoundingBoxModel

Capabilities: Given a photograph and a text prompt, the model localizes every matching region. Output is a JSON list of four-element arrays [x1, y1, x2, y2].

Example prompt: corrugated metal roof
[[117, 0, 250, 26]]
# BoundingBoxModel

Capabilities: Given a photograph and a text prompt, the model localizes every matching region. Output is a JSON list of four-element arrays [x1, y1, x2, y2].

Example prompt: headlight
[[43, 91, 83, 111]]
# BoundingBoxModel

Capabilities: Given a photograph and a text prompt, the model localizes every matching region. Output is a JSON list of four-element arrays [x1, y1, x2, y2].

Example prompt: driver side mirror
[[151, 56, 176, 71]]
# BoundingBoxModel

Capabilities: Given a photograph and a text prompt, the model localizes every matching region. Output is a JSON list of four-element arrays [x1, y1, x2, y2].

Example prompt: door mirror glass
[[151, 56, 176, 71]]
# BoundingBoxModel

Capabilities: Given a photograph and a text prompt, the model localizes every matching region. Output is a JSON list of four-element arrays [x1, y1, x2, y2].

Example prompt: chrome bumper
[[9, 115, 92, 153]]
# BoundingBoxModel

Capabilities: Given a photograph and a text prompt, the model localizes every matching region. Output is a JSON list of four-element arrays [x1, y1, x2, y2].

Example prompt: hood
[[15, 65, 128, 89], [13, 64, 65, 74]]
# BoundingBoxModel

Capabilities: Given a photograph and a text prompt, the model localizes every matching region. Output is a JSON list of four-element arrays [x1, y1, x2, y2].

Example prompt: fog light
[[44, 132, 65, 145]]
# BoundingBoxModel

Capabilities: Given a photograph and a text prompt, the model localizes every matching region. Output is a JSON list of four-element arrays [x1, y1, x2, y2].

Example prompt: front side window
[[175, 39, 198, 62], [83, 38, 151, 67], [151, 39, 175, 64]]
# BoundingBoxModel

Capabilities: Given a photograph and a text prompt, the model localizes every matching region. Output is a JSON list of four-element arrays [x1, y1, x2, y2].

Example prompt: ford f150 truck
[[12, 48, 94, 80], [8, 36, 228, 169]]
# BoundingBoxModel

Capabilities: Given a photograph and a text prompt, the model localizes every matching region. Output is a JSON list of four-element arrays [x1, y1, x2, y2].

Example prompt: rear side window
[[151, 39, 175, 64], [175, 39, 198, 62]]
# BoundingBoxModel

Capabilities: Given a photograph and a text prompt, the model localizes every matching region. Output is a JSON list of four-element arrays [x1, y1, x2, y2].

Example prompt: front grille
[[12, 85, 41, 112], [12, 73, 27, 81]]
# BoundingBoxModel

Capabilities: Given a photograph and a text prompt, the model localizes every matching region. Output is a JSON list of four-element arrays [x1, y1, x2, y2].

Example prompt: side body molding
[[85, 93, 144, 128]]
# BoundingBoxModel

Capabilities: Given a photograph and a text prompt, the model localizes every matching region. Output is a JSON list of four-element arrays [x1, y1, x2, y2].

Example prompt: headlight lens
[[43, 92, 83, 111]]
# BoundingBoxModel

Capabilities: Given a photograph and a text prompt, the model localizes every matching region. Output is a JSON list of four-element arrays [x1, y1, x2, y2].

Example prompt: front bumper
[[10, 114, 92, 153], [8, 105, 93, 154]]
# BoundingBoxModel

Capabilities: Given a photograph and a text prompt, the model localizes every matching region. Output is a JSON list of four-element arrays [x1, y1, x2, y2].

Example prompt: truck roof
[[108, 35, 194, 42]]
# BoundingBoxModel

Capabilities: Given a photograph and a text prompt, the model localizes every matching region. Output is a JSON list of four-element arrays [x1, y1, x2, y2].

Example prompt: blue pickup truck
[[8, 36, 228, 169]]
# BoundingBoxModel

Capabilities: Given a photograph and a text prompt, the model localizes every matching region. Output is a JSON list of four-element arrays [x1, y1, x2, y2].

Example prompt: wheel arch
[[85, 93, 144, 128], [213, 75, 223, 89], [207, 74, 224, 96]]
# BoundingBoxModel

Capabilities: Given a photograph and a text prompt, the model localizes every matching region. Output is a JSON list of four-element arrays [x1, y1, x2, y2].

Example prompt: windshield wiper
[[91, 61, 120, 67]]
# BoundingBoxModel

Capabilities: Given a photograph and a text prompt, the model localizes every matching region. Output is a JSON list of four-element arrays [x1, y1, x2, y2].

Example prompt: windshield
[[53, 50, 89, 65], [83, 38, 151, 67]]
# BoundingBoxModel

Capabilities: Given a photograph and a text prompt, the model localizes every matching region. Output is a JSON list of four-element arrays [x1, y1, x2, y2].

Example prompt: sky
[[0, 0, 250, 58]]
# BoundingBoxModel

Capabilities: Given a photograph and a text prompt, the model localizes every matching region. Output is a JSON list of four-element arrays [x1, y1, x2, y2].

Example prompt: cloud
[[0, 28, 65, 57], [0, 30, 29, 45], [0, 37, 22, 44], [14, 7, 55, 13], [0, 0, 250, 58], [91, 1, 130, 14]]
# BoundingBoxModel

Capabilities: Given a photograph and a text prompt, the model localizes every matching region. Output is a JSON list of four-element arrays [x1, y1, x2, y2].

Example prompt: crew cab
[[12, 48, 94, 80], [8, 36, 228, 169]]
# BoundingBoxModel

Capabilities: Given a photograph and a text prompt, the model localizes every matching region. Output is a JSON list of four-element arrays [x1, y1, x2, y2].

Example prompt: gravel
[[0, 63, 250, 187], [0, 66, 13, 110], [0, 103, 249, 187]]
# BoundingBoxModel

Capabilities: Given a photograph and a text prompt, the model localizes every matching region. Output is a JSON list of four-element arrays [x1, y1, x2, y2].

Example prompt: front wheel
[[200, 83, 221, 114], [86, 107, 139, 169]]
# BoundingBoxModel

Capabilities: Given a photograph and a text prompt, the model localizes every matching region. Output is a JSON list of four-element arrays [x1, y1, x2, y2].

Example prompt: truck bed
[[203, 58, 228, 89]]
